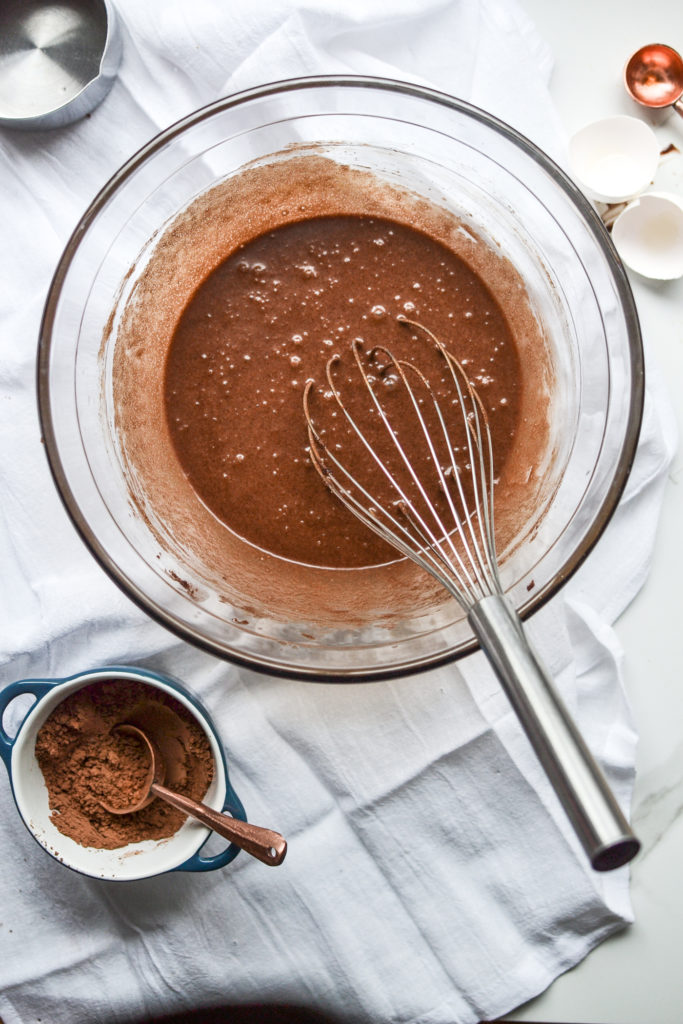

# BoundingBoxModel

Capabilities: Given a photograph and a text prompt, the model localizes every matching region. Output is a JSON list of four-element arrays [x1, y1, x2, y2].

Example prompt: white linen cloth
[[0, 1, 677, 1022]]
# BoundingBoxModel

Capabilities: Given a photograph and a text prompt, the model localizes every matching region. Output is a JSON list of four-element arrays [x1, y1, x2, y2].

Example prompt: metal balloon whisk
[[304, 318, 639, 871]]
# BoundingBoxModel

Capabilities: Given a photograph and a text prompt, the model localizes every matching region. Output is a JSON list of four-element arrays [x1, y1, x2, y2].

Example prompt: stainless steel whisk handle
[[468, 595, 640, 871]]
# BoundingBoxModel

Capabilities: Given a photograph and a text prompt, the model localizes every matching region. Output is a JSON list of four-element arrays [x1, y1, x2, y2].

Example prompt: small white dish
[[611, 191, 683, 280], [569, 115, 660, 203], [0, 667, 246, 880]]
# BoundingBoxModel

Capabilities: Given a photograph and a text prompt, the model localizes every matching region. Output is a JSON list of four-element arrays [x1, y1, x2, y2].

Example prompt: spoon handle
[[151, 782, 287, 866]]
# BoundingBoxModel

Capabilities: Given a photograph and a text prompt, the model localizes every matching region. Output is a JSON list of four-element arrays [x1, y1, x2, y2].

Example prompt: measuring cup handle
[[0, 680, 54, 771], [156, 783, 286, 866], [174, 790, 249, 873]]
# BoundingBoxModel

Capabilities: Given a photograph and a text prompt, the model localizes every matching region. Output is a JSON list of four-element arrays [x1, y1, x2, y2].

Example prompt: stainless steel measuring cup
[[0, 0, 123, 130]]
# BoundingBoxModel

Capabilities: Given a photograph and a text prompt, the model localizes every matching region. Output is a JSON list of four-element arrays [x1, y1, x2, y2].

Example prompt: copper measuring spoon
[[99, 724, 287, 866], [625, 44, 683, 119]]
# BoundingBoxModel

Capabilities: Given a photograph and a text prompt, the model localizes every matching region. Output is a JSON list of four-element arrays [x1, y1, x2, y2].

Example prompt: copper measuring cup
[[100, 724, 287, 867], [625, 44, 683, 120]]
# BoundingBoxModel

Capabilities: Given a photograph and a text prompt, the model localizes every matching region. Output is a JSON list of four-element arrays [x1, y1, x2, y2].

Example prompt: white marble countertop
[[501, 1, 683, 1021]]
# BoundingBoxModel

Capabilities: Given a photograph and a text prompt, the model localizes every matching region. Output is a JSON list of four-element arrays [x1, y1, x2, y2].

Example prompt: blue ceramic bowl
[[0, 666, 246, 880]]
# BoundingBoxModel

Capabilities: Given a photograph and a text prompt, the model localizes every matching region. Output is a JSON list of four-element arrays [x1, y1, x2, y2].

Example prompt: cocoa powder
[[35, 679, 215, 850], [85, 728, 151, 811]]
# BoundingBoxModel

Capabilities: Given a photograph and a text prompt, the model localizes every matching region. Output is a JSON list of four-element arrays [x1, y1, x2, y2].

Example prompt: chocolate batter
[[165, 215, 520, 568], [113, 155, 554, 627]]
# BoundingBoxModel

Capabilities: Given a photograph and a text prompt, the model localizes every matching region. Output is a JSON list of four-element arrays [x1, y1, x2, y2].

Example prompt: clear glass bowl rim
[[37, 74, 645, 681]]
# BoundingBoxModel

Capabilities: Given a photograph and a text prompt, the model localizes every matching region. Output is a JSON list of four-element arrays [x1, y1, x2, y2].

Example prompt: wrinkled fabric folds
[[0, 2, 676, 1023]]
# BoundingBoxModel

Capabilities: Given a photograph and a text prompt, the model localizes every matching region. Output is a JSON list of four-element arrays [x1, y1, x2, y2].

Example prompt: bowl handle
[[0, 680, 54, 771], [174, 788, 248, 873]]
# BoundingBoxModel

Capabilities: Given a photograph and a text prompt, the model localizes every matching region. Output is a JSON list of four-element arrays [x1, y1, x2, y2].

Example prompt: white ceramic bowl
[[0, 667, 245, 880]]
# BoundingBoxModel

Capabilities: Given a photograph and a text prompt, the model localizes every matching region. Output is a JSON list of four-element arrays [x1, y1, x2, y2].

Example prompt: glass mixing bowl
[[38, 77, 643, 680]]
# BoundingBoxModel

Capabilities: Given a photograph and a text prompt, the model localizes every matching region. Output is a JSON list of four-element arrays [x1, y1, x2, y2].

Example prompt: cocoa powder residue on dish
[[34, 679, 214, 850]]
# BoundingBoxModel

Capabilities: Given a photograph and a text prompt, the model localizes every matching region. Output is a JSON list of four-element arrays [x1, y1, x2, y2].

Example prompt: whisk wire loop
[[350, 342, 484, 602], [304, 320, 502, 607], [400, 319, 502, 597], [304, 379, 467, 599], [392, 362, 493, 599]]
